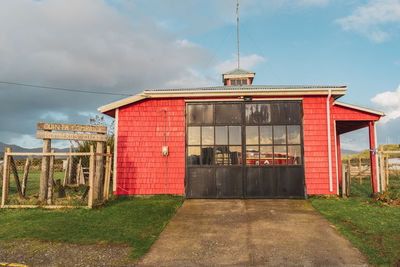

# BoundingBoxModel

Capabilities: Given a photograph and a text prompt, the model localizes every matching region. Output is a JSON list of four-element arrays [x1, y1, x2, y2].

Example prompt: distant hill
[[0, 141, 69, 154]]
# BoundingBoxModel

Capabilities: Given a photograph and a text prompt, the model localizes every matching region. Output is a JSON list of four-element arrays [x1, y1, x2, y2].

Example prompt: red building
[[99, 69, 384, 198]]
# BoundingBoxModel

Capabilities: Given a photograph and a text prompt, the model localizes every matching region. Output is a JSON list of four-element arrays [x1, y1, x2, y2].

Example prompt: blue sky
[[0, 0, 399, 150]]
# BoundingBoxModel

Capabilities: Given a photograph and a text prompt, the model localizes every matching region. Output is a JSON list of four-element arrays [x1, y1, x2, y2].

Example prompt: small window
[[229, 126, 241, 145], [287, 125, 301, 144], [288, 145, 302, 165], [201, 146, 214, 165], [215, 126, 228, 145], [229, 146, 242, 165], [245, 104, 271, 124], [215, 146, 229, 166], [246, 146, 259, 166], [202, 126, 214, 145], [273, 126, 286, 145], [260, 146, 273, 166], [187, 104, 213, 124], [274, 145, 287, 165], [260, 126, 273, 144], [187, 147, 200, 165], [246, 126, 258, 145], [215, 104, 242, 124], [188, 126, 200, 145]]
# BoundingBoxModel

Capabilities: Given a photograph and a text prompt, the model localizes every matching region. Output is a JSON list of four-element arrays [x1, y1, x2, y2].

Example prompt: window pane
[[215, 104, 242, 124], [215, 146, 229, 166], [287, 125, 301, 144], [229, 146, 242, 165], [245, 104, 271, 124], [188, 126, 200, 145], [270, 102, 301, 124], [246, 146, 259, 166], [246, 126, 258, 145], [215, 126, 228, 145], [274, 145, 287, 165], [229, 126, 241, 145], [187, 104, 213, 124], [288, 145, 302, 165], [260, 146, 273, 166], [260, 126, 273, 145], [187, 147, 200, 165], [273, 126, 286, 145], [201, 146, 214, 165], [202, 126, 214, 145]]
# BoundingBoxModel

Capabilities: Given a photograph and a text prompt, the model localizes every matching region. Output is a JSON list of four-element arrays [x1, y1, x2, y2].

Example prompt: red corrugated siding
[[332, 104, 381, 121], [303, 96, 338, 195], [116, 98, 186, 195]]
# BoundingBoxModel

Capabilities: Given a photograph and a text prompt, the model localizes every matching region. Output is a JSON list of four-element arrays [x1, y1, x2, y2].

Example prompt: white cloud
[[336, 0, 400, 42], [40, 112, 69, 121], [371, 85, 400, 123], [215, 54, 266, 74]]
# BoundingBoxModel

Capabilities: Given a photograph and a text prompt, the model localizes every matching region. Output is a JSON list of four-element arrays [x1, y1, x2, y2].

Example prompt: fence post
[[103, 146, 111, 200], [39, 135, 51, 201], [346, 161, 351, 196], [88, 145, 95, 209], [95, 142, 105, 200], [47, 149, 55, 205], [385, 154, 389, 189], [359, 157, 362, 185], [1, 148, 11, 207], [342, 163, 346, 198], [22, 158, 31, 197], [67, 145, 73, 185], [380, 150, 385, 192]]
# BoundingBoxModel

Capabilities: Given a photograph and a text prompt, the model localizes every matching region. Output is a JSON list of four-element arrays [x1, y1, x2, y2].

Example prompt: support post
[[88, 145, 95, 208], [39, 136, 51, 201], [95, 141, 105, 200], [1, 148, 11, 207], [347, 158, 351, 182], [22, 158, 31, 197], [47, 150, 55, 205], [67, 145, 73, 185], [76, 158, 82, 186], [368, 121, 378, 194]]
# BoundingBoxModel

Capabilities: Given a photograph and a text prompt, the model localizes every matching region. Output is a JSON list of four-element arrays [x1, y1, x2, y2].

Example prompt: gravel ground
[[0, 240, 138, 267]]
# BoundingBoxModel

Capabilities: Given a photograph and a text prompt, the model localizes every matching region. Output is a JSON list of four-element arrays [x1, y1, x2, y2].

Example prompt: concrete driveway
[[139, 199, 367, 266]]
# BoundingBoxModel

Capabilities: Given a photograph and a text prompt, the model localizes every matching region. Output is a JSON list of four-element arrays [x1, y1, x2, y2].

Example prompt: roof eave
[[98, 88, 347, 115], [333, 101, 385, 116]]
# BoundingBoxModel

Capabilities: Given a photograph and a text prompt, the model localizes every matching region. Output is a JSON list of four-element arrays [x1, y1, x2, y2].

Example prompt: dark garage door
[[185, 101, 305, 199]]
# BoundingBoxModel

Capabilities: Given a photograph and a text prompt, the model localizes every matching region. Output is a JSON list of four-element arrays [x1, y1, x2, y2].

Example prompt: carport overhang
[[332, 101, 385, 194]]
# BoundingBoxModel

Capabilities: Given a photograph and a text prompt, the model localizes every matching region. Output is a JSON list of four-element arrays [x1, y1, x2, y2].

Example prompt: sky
[[0, 0, 399, 151]]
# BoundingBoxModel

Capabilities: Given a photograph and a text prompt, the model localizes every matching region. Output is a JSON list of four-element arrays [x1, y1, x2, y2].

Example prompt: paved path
[[139, 199, 368, 266]]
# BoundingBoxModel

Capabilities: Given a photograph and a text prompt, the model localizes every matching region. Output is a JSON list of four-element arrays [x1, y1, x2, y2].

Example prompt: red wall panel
[[116, 98, 186, 195]]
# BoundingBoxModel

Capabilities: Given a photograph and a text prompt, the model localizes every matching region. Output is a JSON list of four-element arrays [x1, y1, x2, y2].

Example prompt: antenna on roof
[[236, 0, 240, 69]]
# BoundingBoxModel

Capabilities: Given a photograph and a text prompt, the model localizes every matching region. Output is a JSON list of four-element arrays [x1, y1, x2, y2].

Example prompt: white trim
[[334, 121, 339, 195], [333, 101, 385, 116], [327, 89, 333, 192], [113, 108, 119, 192], [184, 97, 304, 102], [375, 122, 381, 193], [99, 88, 347, 114]]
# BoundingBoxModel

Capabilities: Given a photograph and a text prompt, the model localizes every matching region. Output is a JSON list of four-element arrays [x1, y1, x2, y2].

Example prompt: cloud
[[215, 54, 266, 74], [371, 85, 400, 123], [336, 0, 400, 42], [0, 0, 214, 148]]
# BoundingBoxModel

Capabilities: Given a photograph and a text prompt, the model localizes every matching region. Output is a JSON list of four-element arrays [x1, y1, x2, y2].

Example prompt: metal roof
[[146, 85, 347, 92], [98, 84, 348, 115], [223, 68, 255, 75]]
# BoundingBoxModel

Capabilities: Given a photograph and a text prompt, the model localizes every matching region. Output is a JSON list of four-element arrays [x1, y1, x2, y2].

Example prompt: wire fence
[[1, 147, 112, 209]]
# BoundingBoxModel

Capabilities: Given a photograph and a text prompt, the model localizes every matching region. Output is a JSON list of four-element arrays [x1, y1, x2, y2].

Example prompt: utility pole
[[236, 0, 240, 69]]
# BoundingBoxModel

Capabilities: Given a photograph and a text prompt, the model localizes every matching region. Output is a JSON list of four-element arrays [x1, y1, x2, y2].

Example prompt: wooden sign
[[37, 122, 107, 133], [36, 131, 107, 142]]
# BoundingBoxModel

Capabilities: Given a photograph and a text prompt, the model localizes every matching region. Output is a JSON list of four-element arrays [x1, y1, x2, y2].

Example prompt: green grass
[[0, 195, 184, 260], [309, 176, 400, 266]]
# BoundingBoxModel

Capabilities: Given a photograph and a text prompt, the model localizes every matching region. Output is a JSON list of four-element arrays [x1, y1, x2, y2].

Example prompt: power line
[[0, 81, 132, 96]]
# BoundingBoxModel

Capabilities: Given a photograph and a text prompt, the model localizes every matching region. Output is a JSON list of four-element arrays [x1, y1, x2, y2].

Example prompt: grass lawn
[[0, 195, 184, 260], [309, 176, 400, 266]]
